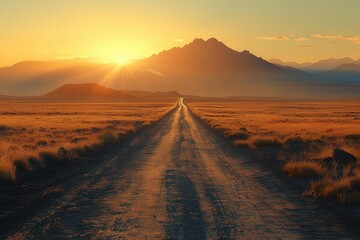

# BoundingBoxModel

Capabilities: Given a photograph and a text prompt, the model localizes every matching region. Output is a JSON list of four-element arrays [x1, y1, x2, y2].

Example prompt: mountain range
[[269, 57, 360, 72], [0, 38, 359, 98]]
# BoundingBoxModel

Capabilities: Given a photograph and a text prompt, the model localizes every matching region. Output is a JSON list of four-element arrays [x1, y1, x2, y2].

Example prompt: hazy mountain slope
[[0, 60, 118, 96], [269, 57, 357, 71], [331, 63, 360, 72], [311, 57, 355, 71], [268, 58, 312, 69], [320, 63, 360, 83]]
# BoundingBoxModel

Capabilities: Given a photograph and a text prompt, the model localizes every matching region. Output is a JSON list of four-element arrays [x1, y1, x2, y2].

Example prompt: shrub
[[284, 161, 324, 179], [70, 137, 88, 143], [13, 157, 29, 172], [344, 134, 360, 142], [66, 149, 80, 161], [0, 159, 16, 182], [307, 174, 360, 204], [98, 131, 118, 145], [252, 138, 283, 148], [22, 144, 38, 151], [39, 151, 61, 167], [36, 140, 48, 147], [0, 125, 9, 133], [57, 147, 68, 160], [233, 140, 250, 148], [142, 121, 152, 127], [225, 130, 249, 140]]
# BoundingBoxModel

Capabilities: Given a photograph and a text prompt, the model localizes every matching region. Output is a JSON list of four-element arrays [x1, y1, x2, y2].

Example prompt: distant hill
[[268, 58, 312, 69], [311, 57, 355, 71], [331, 63, 360, 73], [321, 63, 360, 83], [44, 83, 136, 100]]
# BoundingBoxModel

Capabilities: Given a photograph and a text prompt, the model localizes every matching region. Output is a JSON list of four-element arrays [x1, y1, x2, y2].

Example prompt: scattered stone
[[320, 157, 334, 169], [333, 148, 357, 165]]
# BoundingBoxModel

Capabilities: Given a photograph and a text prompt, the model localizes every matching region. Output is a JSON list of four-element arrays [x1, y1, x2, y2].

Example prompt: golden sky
[[0, 0, 359, 66]]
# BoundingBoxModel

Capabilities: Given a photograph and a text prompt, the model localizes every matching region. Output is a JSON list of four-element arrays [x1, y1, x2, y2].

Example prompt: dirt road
[[2, 99, 359, 239]]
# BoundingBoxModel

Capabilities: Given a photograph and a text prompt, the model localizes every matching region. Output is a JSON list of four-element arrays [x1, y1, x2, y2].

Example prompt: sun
[[114, 55, 130, 65]]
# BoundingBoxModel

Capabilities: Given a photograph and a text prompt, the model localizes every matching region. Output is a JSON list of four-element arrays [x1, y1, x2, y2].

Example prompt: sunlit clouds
[[294, 37, 309, 42], [256, 35, 309, 42], [312, 34, 360, 44], [255, 36, 290, 41], [256, 34, 360, 45], [295, 45, 318, 48]]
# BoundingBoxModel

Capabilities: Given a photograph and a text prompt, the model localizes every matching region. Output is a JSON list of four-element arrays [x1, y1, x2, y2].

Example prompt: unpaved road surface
[[1, 99, 359, 239]]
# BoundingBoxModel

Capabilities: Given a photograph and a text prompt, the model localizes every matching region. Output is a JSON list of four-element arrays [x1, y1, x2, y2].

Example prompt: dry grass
[[189, 100, 360, 159], [284, 161, 324, 178], [0, 102, 175, 182], [306, 171, 360, 204], [189, 100, 360, 204], [189, 101, 359, 141]]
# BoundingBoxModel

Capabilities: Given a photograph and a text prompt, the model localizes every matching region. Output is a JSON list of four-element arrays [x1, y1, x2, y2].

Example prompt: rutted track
[[1, 99, 359, 239]]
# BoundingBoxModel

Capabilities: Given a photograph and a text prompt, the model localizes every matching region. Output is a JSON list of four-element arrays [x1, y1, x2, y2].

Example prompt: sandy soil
[[1, 99, 359, 239]]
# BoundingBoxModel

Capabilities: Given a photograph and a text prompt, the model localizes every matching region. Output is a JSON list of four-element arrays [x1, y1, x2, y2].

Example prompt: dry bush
[[233, 140, 250, 148], [252, 138, 283, 148], [224, 130, 249, 140], [284, 161, 324, 179], [0, 158, 16, 182], [98, 131, 118, 145], [306, 172, 360, 204], [13, 157, 29, 172], [142, 121, 152, 127]]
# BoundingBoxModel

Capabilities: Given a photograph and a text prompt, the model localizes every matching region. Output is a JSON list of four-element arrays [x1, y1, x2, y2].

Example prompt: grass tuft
[[233, 140, 250, 148], [224, 130, 249, 140], [306, 173, 360, 204], [284, 161, 324, 179], [0, 158, 16, 182], [98, 131, 118, 145], [252, 138, 282, 148]]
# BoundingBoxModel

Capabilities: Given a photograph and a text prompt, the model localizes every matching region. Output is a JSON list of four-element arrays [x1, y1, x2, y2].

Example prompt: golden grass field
[[0, 102, 175, 182], [188, 100, 360, 204]]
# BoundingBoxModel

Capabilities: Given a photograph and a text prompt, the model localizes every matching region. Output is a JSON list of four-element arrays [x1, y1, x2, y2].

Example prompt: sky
[[0, 0, 359, 66]]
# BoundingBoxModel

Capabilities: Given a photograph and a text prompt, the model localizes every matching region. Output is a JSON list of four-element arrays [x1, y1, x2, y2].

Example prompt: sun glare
[[114, 56, 130, 65]]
